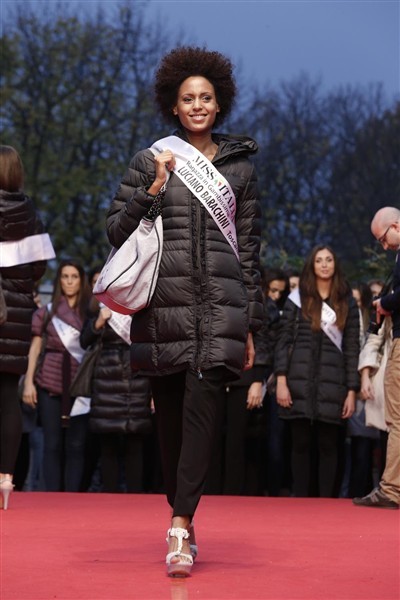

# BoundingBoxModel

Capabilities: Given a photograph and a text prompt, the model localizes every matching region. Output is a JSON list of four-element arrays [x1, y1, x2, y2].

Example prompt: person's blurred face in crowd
[[267, 279, 287, 303], [289, 275, 300, 291]]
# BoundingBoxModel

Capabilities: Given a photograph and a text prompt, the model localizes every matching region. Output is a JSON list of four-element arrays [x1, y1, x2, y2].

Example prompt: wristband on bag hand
[[145, 187, 165, 222]]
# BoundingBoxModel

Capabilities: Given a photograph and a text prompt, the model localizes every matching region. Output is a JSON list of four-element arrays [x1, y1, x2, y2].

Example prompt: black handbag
[[70, 340, 102, 398]]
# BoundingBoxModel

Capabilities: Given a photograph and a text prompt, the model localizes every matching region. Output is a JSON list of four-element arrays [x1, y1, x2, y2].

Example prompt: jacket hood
[[213, 133, 258, 154], [0, 190, 37, 241], [173, 129, 258, 162], [0, 189, 26, 200]]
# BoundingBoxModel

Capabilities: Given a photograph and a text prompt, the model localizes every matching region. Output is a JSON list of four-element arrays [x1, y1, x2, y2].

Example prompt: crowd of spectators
[[12, 264, 389, 500]]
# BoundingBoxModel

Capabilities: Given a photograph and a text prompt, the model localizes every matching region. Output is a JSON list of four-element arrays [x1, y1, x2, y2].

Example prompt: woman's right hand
[[22, 379, 37, 408], [276, 375, 293, 408], [147, 150, 176, 196], [95, 306, 112, 330], [23, 335, 42, 408]]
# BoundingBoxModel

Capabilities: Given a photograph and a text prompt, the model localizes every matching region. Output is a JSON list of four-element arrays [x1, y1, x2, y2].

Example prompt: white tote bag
[[93, 193, 164, 315]]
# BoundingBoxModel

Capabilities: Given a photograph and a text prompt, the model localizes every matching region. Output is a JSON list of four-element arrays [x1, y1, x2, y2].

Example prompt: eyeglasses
[[377, 224, 393, 246]]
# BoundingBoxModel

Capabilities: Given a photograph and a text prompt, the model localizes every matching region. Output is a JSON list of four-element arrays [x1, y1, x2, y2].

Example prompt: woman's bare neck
[[65, 295, 78, 308], [185, 132, 218, 160], [317, 280, 332, 300]]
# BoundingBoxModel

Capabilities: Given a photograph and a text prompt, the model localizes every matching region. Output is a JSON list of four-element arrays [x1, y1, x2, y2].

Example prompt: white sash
[[289, 288, 343, 352], [70, 396, 91, 417], [48, 303, 85, 363], [150, 136, 239, 260], [47, 304, 90, 416], [0, 233, 56, 267]]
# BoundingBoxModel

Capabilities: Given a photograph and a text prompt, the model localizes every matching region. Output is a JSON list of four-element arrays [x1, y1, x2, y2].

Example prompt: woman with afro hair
[[106, 46, 263, 576]]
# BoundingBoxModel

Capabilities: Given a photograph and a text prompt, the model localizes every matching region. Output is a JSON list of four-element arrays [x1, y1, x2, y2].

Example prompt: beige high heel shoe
[[166, 527, 193, 577], [0, 475, 14, 510]]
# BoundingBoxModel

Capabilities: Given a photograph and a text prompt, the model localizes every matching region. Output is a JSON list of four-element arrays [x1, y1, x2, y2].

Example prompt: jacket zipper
[[310, 331, 322, 423], [193, 196, 206, 381]]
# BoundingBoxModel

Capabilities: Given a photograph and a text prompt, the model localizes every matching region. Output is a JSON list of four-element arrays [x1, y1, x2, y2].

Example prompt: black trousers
[[100, 432, 144, 493], [0, 372, 22, 474], [290, 418, 340, 497], [223, 386, 265, 496], [38, 387, 88, 491], [150, 368, 226, 519]]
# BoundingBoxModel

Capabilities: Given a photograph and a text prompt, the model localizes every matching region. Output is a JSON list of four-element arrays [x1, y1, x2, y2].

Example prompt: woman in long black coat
[[0, 145, 47, 509], [80, 302, 152, 493], [106, 47, 262, 576], [275, 245, 360, 497]]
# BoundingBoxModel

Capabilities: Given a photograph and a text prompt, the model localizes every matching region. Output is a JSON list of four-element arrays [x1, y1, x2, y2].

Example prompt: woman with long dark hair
[[275, 245, 360, 497], [23, 260, 91, 491]]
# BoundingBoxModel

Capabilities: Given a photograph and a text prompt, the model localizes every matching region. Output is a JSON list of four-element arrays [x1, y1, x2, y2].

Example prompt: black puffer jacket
[[80, 316, 152, 435], [0, 190, 46, 375], [274, 296, 360, 424], [107, 132, 263, 379]]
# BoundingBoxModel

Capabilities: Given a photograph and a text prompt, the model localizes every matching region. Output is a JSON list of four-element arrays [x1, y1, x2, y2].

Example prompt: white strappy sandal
[[166, 527, 193, 577]]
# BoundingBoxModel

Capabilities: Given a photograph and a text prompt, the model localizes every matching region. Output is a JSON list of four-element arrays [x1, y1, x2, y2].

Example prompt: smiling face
[[313, 248, 335, 282], [173, 76, 220, 135]]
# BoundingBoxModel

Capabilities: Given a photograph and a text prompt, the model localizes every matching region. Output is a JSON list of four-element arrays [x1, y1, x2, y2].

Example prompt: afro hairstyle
[[154, 46, 237, 127]]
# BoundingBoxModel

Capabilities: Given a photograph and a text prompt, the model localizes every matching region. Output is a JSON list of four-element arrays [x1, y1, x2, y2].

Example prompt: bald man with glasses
[[353, 206, 400, 509]]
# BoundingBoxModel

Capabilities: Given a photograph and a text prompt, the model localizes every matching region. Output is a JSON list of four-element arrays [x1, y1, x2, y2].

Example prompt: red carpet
[[1, 493, 399, 599]]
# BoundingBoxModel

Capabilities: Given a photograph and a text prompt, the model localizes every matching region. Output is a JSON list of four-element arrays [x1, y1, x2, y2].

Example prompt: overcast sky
[[4, 0, 399, 100], [144, 0, 399, 99]]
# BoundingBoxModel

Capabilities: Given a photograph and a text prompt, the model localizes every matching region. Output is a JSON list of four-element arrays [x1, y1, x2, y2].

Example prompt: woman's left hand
[[243, 332, 255, 370], [246, 381, 263, 410], [342, 391, 356, 419]]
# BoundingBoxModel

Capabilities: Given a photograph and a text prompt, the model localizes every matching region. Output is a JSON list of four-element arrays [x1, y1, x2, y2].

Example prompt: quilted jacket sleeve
[[342, 298, 361, 391], [273, 299, 298, 375], [235, 162, 263, 333], [106, 149, 159, 248]]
